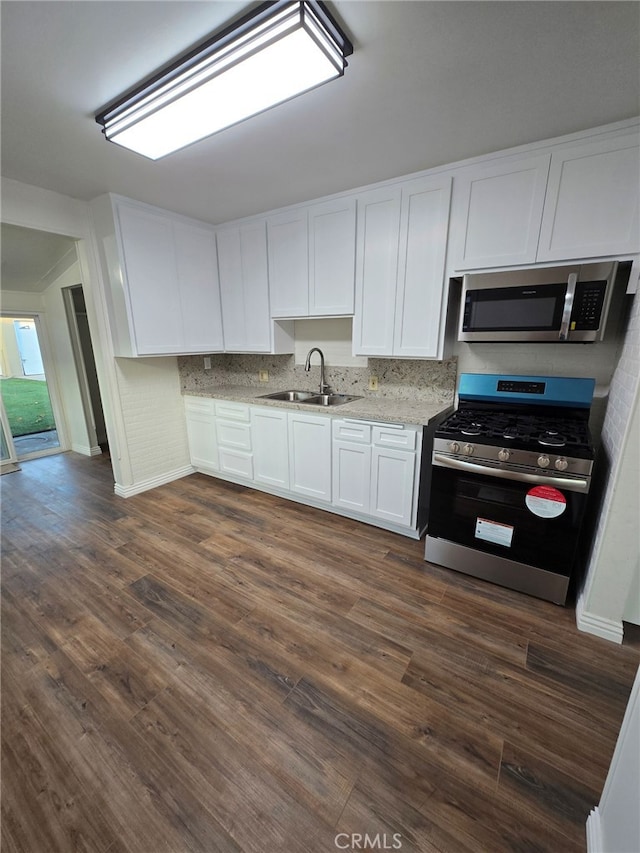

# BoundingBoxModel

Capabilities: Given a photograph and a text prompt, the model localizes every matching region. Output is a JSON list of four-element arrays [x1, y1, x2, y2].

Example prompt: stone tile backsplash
[[178, 353, 457, 405]]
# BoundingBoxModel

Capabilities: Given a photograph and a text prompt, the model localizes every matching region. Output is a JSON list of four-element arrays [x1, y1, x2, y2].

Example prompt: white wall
[[1, 178, 191, 493], [577, 286, 640, 640], [587, 665, 640, 853], [41, 260, 99, 455]]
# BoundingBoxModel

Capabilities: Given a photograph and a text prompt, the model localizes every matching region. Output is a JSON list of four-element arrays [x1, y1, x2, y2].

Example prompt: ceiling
[[0, 224, 77, 292], [1, 1, 639, 233]]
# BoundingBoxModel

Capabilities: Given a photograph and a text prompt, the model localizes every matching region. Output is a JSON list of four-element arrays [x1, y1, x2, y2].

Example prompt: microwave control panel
[[570, 280, 607, 330]]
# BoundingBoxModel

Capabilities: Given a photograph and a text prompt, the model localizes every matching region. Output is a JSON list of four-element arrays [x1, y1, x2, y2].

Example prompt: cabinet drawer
[[332, 420, 371, 444], [216, 421, 252, 451], [218, 448, 253, 480], [184, 396, 215, 415], [372, 425, 417, 451], [214, 401, 250, 421]]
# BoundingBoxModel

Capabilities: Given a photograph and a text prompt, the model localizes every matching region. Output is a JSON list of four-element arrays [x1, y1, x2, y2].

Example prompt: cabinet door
[[268, 210, 309, 317], [116, 203, 183, 354], [394, 176, 452, 358], [309, 197, 356, 316], [332, 440, 371, 513], [288, 412, 331, 502], [538, 133, 640, 261], [370, 446, 416, 527], [451, 154, 551, 270], [217, 222, 272, 352], [251, 407, 289, 490], [353, 186, 402, 356], [174, 223, 223, 353], [184, 398, 218, 472]]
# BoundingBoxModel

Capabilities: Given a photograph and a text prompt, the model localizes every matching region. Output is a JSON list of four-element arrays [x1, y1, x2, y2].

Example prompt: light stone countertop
[[184, 385, 454, 426]]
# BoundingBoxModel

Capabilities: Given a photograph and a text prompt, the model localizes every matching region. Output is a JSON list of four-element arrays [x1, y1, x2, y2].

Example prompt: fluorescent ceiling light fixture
[[95, 0, 353, 160]]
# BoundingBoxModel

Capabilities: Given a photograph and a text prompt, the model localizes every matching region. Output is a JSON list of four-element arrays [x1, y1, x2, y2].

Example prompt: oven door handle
[[432, 453, 589, 493]]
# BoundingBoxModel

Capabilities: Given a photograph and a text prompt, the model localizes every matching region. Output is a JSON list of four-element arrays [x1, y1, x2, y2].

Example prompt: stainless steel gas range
[[424, 374, 596, 605]]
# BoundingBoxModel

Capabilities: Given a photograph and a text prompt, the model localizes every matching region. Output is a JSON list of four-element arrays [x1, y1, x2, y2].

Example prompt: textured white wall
[[579, 289, 640, 632]]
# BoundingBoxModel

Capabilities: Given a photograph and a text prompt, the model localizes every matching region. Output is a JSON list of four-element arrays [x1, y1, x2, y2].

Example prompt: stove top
[[436, 406, 593, 458]]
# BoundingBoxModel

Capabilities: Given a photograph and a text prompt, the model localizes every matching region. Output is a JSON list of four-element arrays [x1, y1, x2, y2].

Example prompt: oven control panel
[[434, 438, 593, 478]]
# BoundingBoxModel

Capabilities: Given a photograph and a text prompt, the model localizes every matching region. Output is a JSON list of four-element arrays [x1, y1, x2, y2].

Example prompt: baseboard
[[72, 443, 102, 457], [586, 807, 603, 853], [114, 464, 194, 498], [576, 593, 624, 644]]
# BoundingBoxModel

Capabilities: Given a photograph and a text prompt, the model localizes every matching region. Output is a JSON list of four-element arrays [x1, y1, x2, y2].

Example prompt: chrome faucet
[[304, 347, 331, 395]]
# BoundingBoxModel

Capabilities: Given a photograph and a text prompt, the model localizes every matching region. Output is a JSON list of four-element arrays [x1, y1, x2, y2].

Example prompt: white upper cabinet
[[268, 197, 356, 318], [353, 175, 452, 358], [537, 133, 640, 261], [216, 221, 274, 353], [450, 154, 551, 270], [90, 194, 224, 357], [267, 209, 309, 317], [308, 197, 356, 316]]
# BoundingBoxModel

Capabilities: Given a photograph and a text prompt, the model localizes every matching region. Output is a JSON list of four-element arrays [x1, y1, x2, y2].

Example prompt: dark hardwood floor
[[2, 451, 639, 853]]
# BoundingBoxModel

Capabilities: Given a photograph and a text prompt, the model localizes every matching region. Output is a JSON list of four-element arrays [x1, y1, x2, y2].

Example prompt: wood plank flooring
[[2, 451, 639, 853]]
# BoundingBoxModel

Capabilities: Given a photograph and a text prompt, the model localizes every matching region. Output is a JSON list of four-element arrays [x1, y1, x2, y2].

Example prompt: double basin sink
[[259, 390, 361, 407]]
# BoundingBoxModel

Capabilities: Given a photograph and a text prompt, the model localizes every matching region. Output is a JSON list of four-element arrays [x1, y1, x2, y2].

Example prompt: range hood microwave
[[458, 261, 619, 343]]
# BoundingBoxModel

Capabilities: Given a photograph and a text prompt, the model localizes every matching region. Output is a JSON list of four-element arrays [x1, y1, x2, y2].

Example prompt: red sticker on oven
[[525, 485, 567, 518]]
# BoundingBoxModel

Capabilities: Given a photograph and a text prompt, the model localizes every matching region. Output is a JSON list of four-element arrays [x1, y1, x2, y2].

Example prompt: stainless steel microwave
[[458, 261, 619, 343]]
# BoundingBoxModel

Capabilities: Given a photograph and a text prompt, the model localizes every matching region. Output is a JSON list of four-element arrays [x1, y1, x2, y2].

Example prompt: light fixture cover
[[95, 0, 353, 159]]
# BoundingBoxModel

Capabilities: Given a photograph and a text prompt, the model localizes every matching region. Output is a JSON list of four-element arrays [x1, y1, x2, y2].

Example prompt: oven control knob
[[498, 448, 510, 462], [450, 441, 460, 454], [463, 443, 474, 456], [537, 454, 550, 468], [555, 457, 568, 471]]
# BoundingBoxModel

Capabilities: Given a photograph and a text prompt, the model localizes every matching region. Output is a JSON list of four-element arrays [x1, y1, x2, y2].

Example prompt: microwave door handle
[[432, 453, 589, 493], [559, 273, 577, 340]]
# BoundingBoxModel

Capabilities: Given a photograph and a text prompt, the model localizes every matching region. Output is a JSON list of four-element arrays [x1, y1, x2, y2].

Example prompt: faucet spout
[[304, 347, 331, 395]]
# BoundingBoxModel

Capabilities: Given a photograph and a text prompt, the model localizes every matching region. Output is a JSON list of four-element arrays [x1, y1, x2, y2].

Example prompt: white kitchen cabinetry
[[332, 419, 421, 529], [537, 133, 640, 261], [353, 175, 452, 358], [216, 221, 293, 354], [251, 407, 289, 490], [215, 402, 253, 480], [90, 194, 224, 357], [268, 197, 356, 318], [184, 396, 218, 473], [288, 412, 332, 502], [332, 420, 372, 513], [450, 154, 551, 270]]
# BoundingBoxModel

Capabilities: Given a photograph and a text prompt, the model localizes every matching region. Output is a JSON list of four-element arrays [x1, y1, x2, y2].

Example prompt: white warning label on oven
[[525, 485, 567, 518], [475, 518, 514, 547]]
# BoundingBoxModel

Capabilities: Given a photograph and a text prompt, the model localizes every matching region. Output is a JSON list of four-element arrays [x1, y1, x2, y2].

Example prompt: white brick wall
[[115, 356, 190, 485]]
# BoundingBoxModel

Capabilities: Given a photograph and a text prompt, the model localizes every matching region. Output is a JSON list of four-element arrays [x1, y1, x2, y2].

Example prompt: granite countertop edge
[[183, 385, 454, 426]]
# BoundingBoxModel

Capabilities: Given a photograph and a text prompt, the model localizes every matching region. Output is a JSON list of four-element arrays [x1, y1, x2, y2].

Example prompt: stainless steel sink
[[301, 393, 361, 406], [258, 390, 318, 402], [258, 390, 361, 406]]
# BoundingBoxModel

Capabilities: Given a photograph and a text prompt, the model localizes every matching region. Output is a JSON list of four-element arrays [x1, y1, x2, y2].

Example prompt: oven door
[[427, 455, 589, 575]]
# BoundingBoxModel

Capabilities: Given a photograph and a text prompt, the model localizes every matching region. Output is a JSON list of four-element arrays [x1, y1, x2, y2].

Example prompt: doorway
[[0, 314, 63, 460]]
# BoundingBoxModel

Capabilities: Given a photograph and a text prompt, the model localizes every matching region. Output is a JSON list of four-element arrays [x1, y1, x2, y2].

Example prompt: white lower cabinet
[[215, 402, 253, 480], [288, 412, 332, 502], [370, 446, 416, 527], [251, 407, 289, 490], [332, 419, 420, 529], [184, 400, 424, 535], [184, 397, 218, 473]]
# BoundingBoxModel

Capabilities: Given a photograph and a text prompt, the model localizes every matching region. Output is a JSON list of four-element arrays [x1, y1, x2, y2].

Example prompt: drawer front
[[214, 401, 250, 422], [216, 421, 252, 451], [184, 396, 215, 415], [372, 425, 418, 451], [218, 448, 253, 480], [332, 419, 371, 444]]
